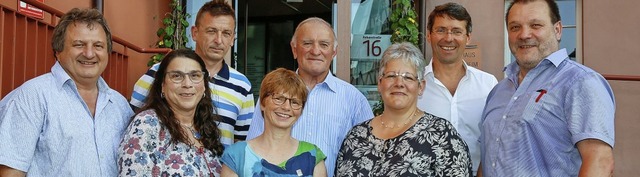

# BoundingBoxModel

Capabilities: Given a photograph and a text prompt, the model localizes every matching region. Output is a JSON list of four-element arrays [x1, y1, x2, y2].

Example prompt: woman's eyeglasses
[[269, 94, 303, 110], [166, 71, 205, 84]]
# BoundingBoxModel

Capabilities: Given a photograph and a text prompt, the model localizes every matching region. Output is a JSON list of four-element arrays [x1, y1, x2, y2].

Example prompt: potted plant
[[148, 0, 190, 66]]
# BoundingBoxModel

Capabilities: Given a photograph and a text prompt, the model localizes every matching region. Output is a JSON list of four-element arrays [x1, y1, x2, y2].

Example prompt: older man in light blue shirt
[[246, 17, 373, 177], [0, 8, 133, 177]]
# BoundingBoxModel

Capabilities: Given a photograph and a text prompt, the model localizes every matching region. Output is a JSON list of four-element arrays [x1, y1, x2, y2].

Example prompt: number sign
[[351, 34, 391, 60]]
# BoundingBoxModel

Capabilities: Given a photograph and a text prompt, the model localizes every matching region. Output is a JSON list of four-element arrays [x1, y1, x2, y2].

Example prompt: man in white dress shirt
[[416, 3, 497, 176]]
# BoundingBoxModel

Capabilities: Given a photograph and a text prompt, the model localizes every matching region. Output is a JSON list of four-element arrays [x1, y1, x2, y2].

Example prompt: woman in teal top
[[221, 68, 327, 177]]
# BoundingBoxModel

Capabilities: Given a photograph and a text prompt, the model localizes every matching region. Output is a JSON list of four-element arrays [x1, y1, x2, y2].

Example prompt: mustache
[[516, 39, 538, 46]]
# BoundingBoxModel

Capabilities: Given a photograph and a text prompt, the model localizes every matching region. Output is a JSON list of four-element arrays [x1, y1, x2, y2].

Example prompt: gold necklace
[[380, 109, 419, 129]]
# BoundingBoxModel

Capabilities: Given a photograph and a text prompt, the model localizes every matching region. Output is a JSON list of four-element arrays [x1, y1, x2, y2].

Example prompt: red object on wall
[[17, 0, 44, 20]]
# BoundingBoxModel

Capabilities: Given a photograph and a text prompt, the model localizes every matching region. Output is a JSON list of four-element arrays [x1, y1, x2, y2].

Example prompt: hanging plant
[[372, 0, 420, 116], [149, 0, 191, 66]]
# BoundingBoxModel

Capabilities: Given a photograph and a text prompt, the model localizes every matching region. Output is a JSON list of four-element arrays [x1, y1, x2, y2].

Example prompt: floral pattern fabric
[[335, 112, 472, 177], [118, 109, 222, 177]]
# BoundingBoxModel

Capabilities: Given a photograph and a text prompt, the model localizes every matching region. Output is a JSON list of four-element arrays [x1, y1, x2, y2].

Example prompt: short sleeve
[[565, 72, 615, 147], [220, 142, 246, 175], [130, 64, 160, 109], [314, 145, 326, 165], [297, 141, 327, 165], [0, 89, 45, 172]]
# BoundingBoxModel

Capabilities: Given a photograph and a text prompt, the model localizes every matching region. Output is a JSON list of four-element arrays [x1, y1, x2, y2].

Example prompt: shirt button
[[513, 96, 518, 100], [496, 138, 500, 142], [502, 115, 506, 119], [492, 162, 496, 167]]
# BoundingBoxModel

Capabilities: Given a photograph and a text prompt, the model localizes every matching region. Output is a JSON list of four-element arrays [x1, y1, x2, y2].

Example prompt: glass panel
[[243, 23, 266, 99], [350, 0, 392, 108]]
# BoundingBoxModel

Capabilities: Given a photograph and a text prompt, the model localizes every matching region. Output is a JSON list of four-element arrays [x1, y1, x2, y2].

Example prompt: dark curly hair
[[138, 49, 223, 155]]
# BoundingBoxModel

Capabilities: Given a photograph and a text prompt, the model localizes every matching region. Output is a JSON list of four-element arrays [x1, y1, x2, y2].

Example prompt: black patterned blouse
[[335, 112, 472, 177]]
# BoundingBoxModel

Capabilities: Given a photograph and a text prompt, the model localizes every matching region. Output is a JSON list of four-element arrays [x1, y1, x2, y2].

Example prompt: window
[[504, 0, 580, 66]]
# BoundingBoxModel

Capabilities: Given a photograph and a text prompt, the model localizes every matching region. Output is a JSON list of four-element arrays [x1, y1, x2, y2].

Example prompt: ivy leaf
[[164, 39, 173, 48], [181, 19, 189, 27], [165, 25, 175, 36], [156, 28, 165, 37], [399, 18, 407, 26], [163, 18, 171, 25], [402, 0, 410, 7]]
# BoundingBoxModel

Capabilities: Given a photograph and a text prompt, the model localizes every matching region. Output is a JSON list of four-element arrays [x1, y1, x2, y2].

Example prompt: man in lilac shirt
[[479, 0, 615, 176]]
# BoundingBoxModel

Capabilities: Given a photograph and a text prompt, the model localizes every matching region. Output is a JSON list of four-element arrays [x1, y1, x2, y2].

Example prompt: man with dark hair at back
[[131, 0, 254, 147], [418, 3, 498, 176], [0, 8, 133, 176], [479, 0, 615, 176]]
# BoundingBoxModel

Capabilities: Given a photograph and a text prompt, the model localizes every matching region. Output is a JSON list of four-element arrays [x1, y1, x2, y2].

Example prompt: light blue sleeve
[[246, 99, 264, 140], [351, 91, 374, 126], [220, 142, 246, 176], [0, 87, 44, 172], [566, 72, 615, 147]]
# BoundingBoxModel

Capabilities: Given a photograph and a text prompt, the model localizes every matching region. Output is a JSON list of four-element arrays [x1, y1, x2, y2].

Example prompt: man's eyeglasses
[[269, 94, 303, 110], [432, 27, 466, 37], [166, 71, 205, 84], [380, 71, 420, 83]]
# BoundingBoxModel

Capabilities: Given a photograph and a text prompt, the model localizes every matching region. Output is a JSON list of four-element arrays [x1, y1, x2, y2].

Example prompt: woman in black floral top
[[335, 42, 472, 177]]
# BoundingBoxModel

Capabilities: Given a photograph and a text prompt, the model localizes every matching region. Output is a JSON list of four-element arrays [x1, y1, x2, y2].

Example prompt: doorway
[[236, 0, 333, 100]]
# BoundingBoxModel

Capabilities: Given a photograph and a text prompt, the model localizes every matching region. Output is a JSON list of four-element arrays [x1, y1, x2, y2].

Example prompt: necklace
[[181, 123, 202, 140], [380, 109, 419, 129]]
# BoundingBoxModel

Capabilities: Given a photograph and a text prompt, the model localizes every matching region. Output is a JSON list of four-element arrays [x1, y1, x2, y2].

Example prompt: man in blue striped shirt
[[479, 0, 615, 176], [130, 0, 254, 147], [0, 8, 133, 176], [246, 17, 374, 177]]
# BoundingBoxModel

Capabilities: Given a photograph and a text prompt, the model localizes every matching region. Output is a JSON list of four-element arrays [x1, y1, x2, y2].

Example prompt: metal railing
[[1, 0, 170, 98]]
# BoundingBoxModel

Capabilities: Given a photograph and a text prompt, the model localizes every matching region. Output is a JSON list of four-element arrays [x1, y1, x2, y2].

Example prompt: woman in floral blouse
[[118, 49, 224, 177], [335, 42, 472, 177]]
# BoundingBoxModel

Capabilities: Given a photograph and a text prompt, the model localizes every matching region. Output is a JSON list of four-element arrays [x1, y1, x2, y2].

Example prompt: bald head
[[291, 17, 337, 48]]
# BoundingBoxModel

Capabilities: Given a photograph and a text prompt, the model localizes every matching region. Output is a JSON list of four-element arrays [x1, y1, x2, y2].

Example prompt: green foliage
[[372, 0, 420, 116], [388, 0, 420, 46], [149, 0, 191, 66]]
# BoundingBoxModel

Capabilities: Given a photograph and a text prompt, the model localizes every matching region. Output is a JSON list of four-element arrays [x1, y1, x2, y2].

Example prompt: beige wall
[[104, 0, 169, 96], [583, 1, 640, 176]]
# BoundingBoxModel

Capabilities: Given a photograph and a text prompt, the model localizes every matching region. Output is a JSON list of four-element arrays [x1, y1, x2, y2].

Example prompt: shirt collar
[[51, 61, 109, 93], [504, 48, 569, 78], [216, 61, 230, 80], [424, 58, 471, 77], [295, 69, 338, 93], [52, 61, 73, 89]]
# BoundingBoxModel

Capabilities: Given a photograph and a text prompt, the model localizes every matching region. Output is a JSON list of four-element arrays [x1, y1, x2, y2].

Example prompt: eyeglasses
[[269, 94, 303, 110], [166, 71, 205, 84], [380, 71, 420, 83], [432, 27, 466, 37]]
